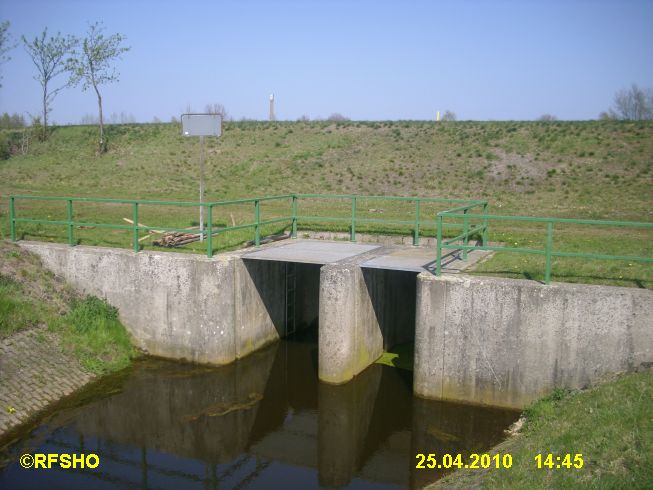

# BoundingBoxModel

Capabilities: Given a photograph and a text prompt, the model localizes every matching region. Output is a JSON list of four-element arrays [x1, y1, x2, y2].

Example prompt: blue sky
[[1, 0, 652, 122]]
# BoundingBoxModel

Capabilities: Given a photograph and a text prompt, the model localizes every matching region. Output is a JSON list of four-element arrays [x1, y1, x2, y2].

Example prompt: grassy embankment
[[0, 240, 136, 374], [0, 120, 651, 287], [433, 369, 653, 489]]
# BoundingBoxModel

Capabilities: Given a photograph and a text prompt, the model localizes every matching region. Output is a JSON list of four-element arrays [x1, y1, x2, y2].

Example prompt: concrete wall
[[19, 242, 283, 366], [414, 274, 653, 409]]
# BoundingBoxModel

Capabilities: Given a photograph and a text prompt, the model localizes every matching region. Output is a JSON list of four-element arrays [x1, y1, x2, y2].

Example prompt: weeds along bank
[[429, 369, 653, 489], [0, 240, 137, 441]]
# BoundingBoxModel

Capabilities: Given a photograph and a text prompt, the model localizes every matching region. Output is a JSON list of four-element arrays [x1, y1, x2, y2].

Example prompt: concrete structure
[[18, 242, 287, 365], [17, 240, 653, 409], [414, 274, 653, 409], [319, 263, 416, 383]]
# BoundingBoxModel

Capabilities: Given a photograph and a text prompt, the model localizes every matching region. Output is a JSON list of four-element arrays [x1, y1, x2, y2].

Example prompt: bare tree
[[297, 114, 310, 122], [80, 113, 99, 124], [441, 110, 457, 121], [68, 22, 130, 152], [327, 113, 349, 121], [22, 28, 76, 139], [204, 103, 228, 120], [610, 84, 653, 120], [0, 21, 17, 87], [537, 114, 558, 121]]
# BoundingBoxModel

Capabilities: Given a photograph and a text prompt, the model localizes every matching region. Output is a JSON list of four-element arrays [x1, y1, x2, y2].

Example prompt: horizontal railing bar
[[296, 216, 463, 228], [441, 244, 546, 255], [551, 251, 653, 262], [296, 215, 351, 222], [212, 195, 293, 205], [10, 194, 294, 207], [296, 193, 483, 204], [14, 218, 72, 226], [439, 213, 653, 228], [441, 244, 653, 263], [442, 224, 487, 245], [12, 195, 203, 206], [214, 217, 291, 234], [439, 202, 487, 214]]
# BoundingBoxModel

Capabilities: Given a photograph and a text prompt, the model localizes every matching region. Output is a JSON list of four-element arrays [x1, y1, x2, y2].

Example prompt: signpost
[[181, 113, 222, 242]]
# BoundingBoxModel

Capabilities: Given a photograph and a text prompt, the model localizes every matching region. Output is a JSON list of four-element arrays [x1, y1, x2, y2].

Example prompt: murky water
[[0, 332, 518, 489]]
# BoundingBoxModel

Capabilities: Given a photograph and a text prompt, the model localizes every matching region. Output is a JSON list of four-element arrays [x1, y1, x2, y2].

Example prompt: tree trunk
[[93, 83, 105, 153], [42, 88, 48, 141]]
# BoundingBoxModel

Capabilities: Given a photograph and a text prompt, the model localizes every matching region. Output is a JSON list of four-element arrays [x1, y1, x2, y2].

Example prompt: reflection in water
[[0, 334, 519, 489]]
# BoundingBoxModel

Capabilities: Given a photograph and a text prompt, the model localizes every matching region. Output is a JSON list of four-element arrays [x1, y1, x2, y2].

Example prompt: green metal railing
[[11, 193, 650, 285], [435, 211, 653, 284], [293, 194, 487, 245], [9, 194, 484, 258]]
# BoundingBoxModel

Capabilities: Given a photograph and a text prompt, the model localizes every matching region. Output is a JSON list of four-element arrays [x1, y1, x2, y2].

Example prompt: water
[[0, 334, 519, 489]]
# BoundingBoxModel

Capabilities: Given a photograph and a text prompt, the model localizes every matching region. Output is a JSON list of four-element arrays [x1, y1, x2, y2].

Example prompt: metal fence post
[[482, 201, 489, 246], [9, 196, 16, 241], [67, 199, 74, 246], [544, 221, 553, 284], [350, 196, 357, 242], [291, 195, 298, 238], [436, 214, 443, 276], [255, 199, 261, 247], [132, 202, 139, 253], [413, 199, 421, 246], [462, 208, 469, 260], [207, 204, 213, 258]]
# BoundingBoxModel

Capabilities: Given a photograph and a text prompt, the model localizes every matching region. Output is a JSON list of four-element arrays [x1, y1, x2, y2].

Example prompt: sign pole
[[181, 113, 221, 246], [199, 135, 205, 242]]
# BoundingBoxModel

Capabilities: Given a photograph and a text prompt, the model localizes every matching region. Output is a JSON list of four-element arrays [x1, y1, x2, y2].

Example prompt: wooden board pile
[[122, 217, 201, 248], [153, 231, 202, 247]]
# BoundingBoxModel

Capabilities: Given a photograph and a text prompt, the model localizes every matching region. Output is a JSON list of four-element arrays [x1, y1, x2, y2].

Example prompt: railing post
[[67, 199, 74, 246], [462, 208, 469, 260], [350, 196, 357, 242], [9, 196, 16, 242], [255, 199, 261, 247], [132, 202, 139, 253], [207, 204, 213, 258], [544, 221, 553, 285], [482, 201, 489, 246], [436, 214, 443, 276], [291, 195, 298, 239], [413, 199, 421, 246]]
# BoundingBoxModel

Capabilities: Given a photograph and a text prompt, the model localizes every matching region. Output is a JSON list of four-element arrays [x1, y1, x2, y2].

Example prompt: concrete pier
[[319, 264, 417, 384]]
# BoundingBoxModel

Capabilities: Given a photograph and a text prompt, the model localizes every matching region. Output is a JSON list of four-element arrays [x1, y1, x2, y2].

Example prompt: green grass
[[0, 240, 138, 374], [432, 369, 653, 489], [0, 274, 43, 337], [1, 120, 652, 287], [53, 296, 136, 374]]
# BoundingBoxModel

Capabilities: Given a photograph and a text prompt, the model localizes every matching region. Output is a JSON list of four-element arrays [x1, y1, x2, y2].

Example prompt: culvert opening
[[361, 267, 418, 371], [242, 259, 321, 339]]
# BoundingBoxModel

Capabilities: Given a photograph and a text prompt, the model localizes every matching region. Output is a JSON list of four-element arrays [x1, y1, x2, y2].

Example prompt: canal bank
[[0, 326, 95, 440], [0, 240, 137, 443]]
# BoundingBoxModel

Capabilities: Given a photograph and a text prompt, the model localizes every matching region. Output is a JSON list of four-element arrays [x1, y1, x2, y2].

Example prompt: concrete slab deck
[[241, 240, 381, 265], [241, 239, 490, 273]]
